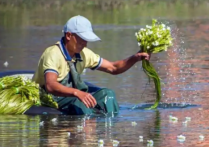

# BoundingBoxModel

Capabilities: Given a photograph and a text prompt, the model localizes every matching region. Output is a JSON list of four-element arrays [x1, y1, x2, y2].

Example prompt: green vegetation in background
[[0, 0, 209, 28]]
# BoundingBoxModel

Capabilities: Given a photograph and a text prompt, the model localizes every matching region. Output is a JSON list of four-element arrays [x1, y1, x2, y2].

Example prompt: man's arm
[[97, 52, 150, 75], [44, 72, 97, 108]]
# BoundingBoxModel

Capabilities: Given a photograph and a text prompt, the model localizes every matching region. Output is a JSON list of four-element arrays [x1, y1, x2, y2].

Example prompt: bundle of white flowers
[[135, 19, 173, 109], [135, 19, 172, 53]]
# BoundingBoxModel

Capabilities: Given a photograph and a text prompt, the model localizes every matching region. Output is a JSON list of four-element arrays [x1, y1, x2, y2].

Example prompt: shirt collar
[[59, 37, 82, 62]]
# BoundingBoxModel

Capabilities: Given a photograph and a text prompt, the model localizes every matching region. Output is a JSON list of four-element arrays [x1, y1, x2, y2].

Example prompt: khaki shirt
[[32, 41, 102, 86]]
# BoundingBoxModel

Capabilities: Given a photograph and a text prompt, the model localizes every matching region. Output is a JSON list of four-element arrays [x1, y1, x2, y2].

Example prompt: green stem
[[142, 60, 161, 109]]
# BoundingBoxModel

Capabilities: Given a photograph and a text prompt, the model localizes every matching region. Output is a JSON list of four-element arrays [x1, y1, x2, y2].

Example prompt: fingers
[[82, 99, 90, 108], [87, 94, 97, 108], [141, 53, 150, 60], [83, 94, 97, 108], [145, 55, 149, 60]]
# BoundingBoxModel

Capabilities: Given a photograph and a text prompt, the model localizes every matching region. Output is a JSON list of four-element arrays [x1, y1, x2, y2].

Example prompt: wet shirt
[[32, 41, 102, 86]]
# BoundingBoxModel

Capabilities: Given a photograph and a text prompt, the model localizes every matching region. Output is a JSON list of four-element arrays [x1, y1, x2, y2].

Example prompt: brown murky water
[[1, 1, 209, 146]]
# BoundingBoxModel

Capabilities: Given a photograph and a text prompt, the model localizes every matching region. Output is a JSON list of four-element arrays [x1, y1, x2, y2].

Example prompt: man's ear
[[65, 32, 72, 41]]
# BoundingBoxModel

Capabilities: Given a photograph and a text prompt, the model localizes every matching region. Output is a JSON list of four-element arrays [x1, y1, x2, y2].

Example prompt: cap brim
[[76, 31, 101, 42]]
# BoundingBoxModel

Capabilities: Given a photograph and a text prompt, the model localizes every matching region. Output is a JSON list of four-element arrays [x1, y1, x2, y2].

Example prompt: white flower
[[51, 118, 58, 125], [112, 140, 119, 146], [3, 61, 8, 67], [177, 135, 186, 142], [167, 26, 171, 30], [157, 33, 162, 38], [199, 135, 204, 140], [169, 115, 178, 122], [98, 139, 104, 144], [135, 32, 138, 37], [77, 125, 84, 131], [139, 35, 142, 39], [148, 31, 153, 35], [147, 140, 154, 146], [161, 24, 166, 28], [152, 41, 159, 46], [185, 117, 191, 121], [67, 132, 71, 137], [131, 121, 137, 126], [40, 121, 44, 126], [162, 28, 165, 31], [147, 46, 150, 49], [182, 121, 188, 126], [146, 25, 152, 29], [51, 118, 57, 122], [139, 136, 143, 142], [140, 28, 145, 31], [138, 42, 141, 46]]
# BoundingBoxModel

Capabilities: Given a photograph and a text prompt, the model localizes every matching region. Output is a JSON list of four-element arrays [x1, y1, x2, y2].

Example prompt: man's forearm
[[45, 82, 79, 97], [112, 54, 139, 75]]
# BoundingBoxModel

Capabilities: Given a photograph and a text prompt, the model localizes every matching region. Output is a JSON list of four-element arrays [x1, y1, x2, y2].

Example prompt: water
[[1, 0, 209, 146]]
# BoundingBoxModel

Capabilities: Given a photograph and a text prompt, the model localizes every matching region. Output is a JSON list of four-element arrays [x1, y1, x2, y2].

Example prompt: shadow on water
[[121, 103, 201, 110]]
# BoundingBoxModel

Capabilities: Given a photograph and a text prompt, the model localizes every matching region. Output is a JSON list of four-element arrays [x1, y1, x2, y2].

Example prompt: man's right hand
[[45, 72, 97, 108], [74, 90, 97, 108]]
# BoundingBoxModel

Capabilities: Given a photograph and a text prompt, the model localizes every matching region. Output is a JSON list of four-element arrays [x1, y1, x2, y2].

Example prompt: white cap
[[63, 15, 101, 42]]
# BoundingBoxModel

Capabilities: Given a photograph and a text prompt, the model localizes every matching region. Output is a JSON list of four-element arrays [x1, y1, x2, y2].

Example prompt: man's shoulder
[[41, 43, 62, 58], [45, 43, 60, 53], [81, 47, 97, 55]]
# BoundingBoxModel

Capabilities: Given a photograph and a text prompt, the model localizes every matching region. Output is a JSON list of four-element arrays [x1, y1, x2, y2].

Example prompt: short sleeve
[[42, 48, 60, 75], [81, 48, 102, 70]]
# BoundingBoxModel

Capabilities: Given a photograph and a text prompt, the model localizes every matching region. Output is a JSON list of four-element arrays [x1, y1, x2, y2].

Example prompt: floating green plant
[[135, 19, 173, 109], [0, 76, 58, 114]]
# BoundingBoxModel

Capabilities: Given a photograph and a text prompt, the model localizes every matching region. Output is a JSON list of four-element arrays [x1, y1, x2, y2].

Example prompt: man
[[32, 15, 150, 115]]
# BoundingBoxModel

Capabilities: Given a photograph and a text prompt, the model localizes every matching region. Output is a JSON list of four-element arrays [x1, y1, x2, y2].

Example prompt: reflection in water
[[0, 115, 40, 147], [1, 0, 209, 147]]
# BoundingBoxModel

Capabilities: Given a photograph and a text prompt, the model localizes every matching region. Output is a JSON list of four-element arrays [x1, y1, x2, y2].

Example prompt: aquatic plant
[[199, 135, 204, 140], [177, 135, 186, 142], [77, 125, 84, 131], [98, 139, 104, 145], [112, 140, 119, 146], [182, 121, 188, 126], [0, 76, 58, 114], [135, 19, 173, 109], [40, 121, 44, 127], [169, 115, 178, 122], [139, 136, 143, 142], [147, 140, 154, 146], [185, 117, 191, 121], [3, 61, 8, 67], [131, 121, 137, 126]]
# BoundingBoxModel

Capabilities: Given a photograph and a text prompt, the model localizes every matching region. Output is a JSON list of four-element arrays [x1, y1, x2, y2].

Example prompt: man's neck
[[63, 38, 75, 58]]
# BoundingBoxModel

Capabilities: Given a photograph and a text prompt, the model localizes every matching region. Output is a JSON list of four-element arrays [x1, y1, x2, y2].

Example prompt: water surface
[[1, 1, 209, 146]]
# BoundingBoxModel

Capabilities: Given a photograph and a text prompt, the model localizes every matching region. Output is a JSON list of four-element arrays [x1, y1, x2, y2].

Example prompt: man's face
[[70, 33, 87, 53]]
